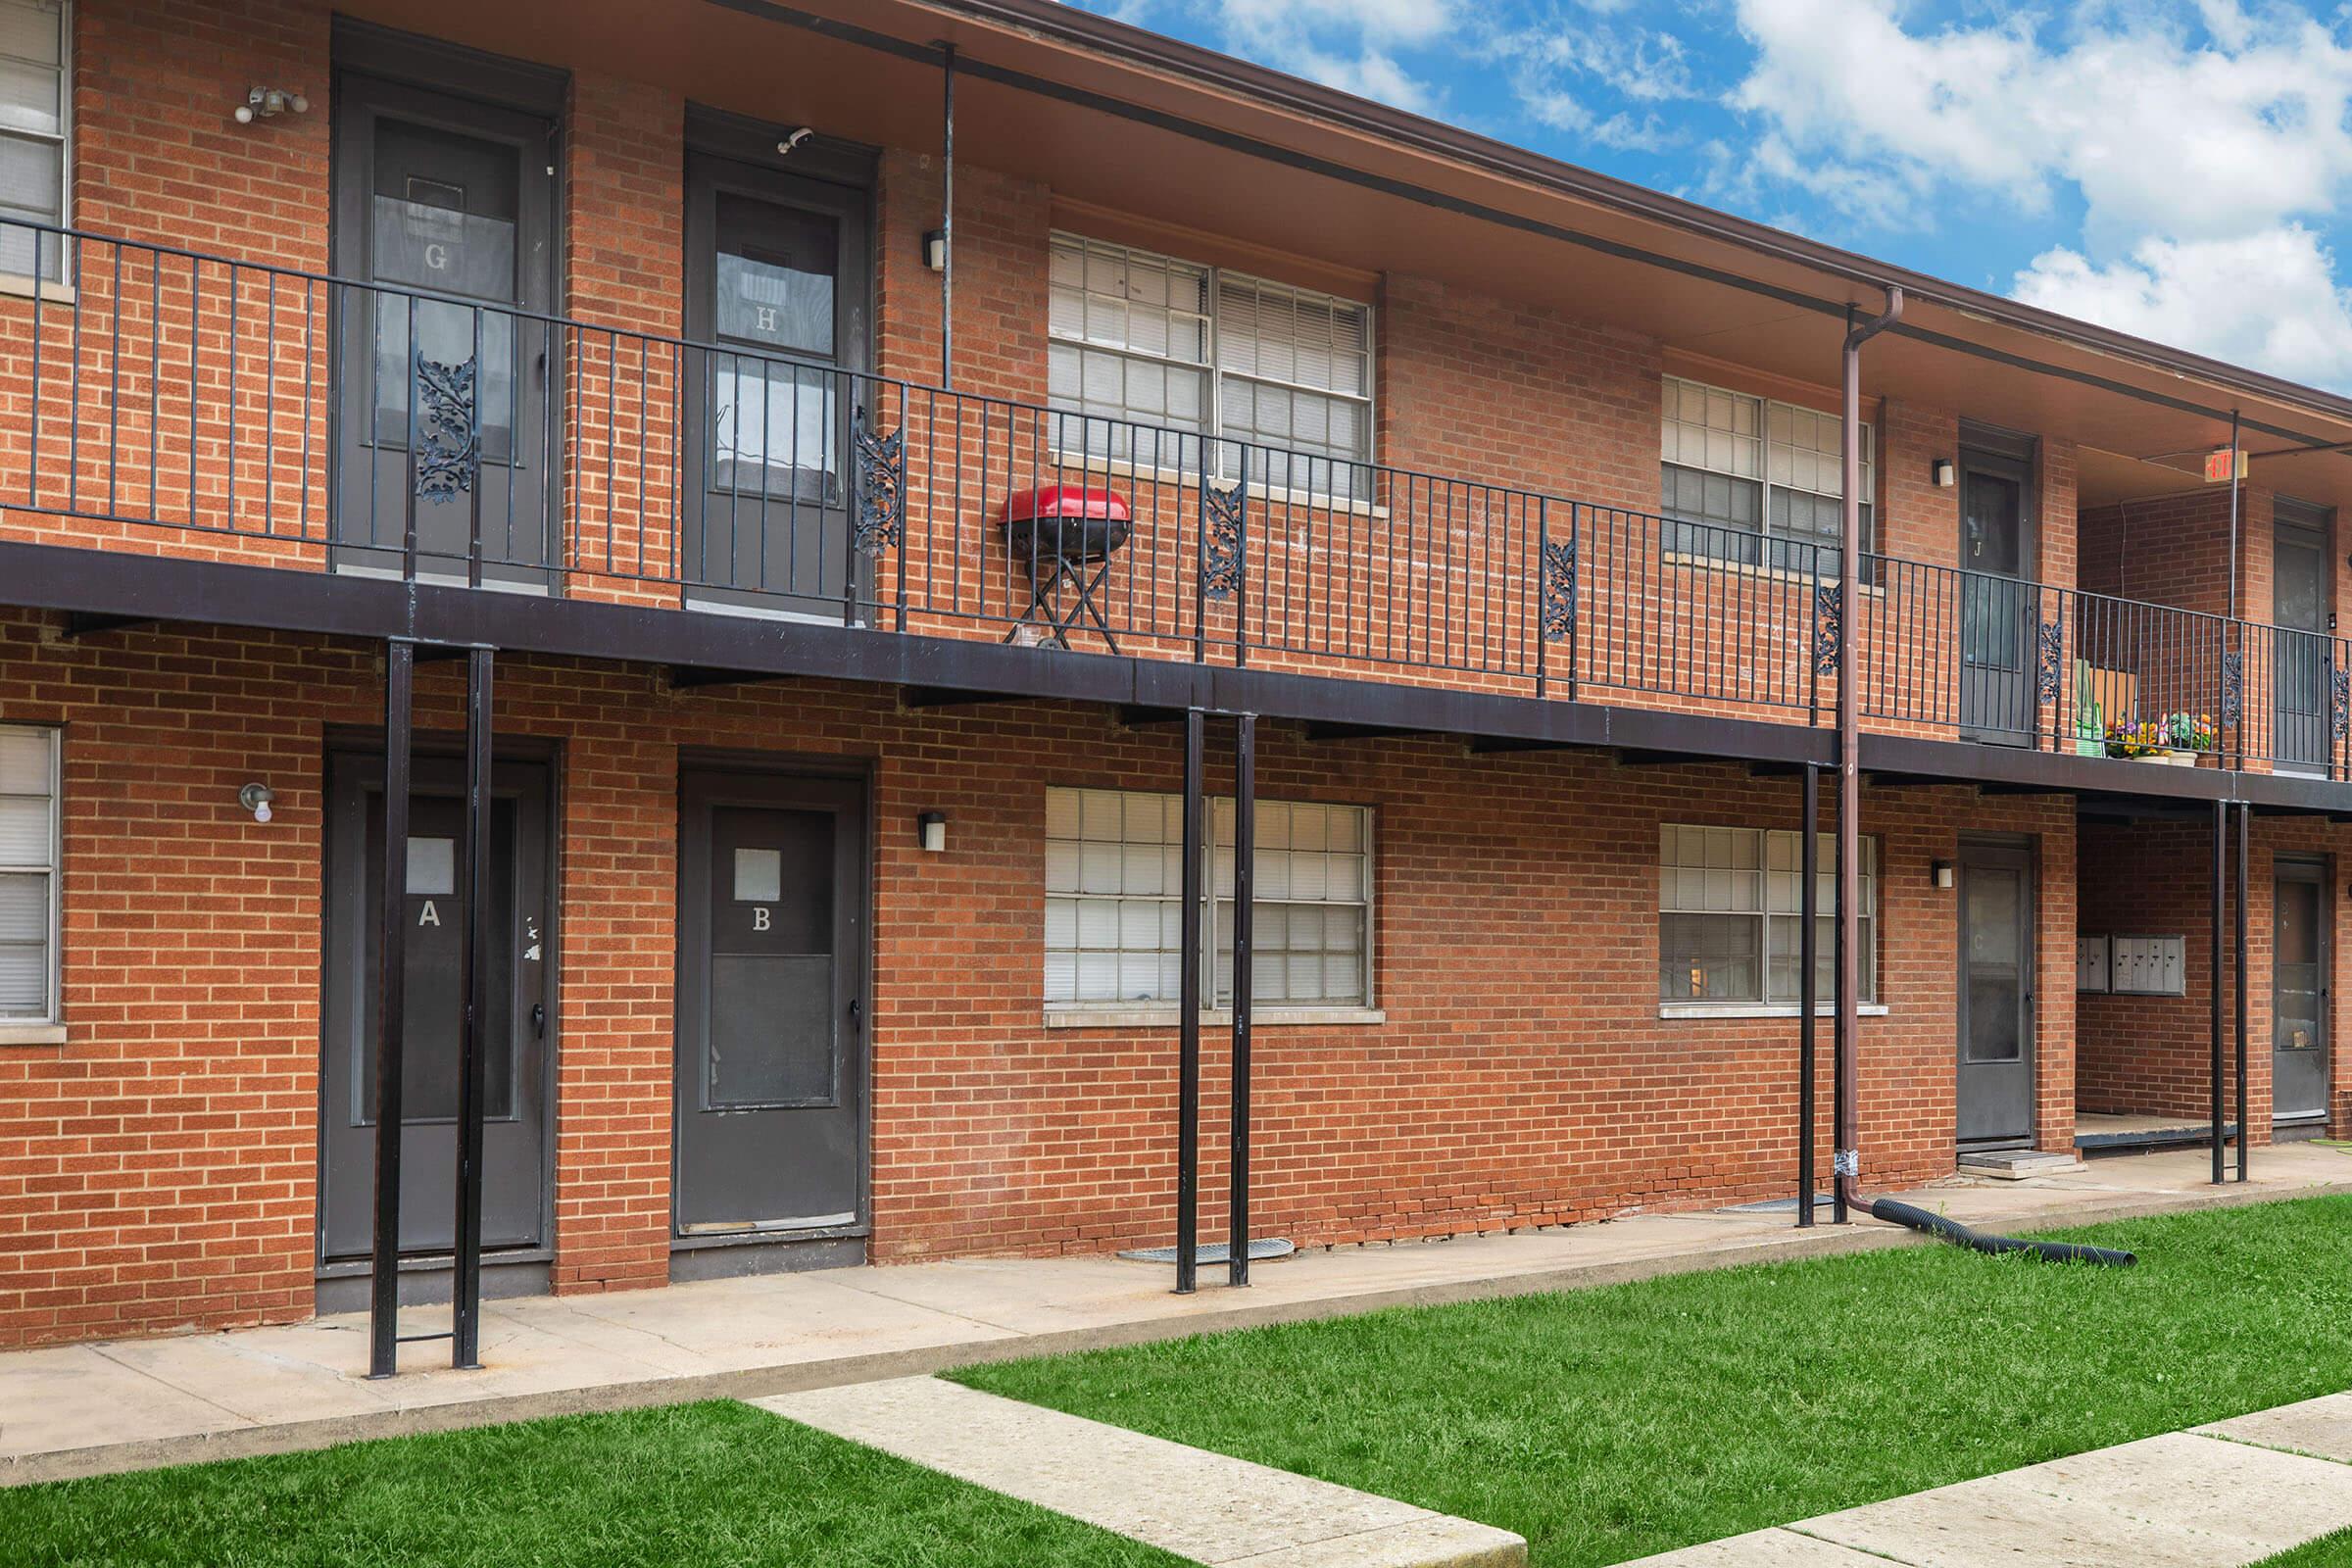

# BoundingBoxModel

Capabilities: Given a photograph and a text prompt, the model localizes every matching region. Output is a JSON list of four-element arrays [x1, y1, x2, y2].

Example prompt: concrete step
[[754, 1376, 1526, 1567], [1957, 1148, 2085, 1180]]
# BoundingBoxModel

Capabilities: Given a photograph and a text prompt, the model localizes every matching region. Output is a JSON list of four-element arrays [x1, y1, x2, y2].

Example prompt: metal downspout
[[1838, 288, 1902, 1218]]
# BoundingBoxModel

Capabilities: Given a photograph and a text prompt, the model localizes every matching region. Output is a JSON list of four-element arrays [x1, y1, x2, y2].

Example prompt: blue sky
[[1068, 0, 2352, 392]]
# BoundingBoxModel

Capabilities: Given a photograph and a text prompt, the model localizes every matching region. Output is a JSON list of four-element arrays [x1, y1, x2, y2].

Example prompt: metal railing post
[[452, 646, 494, 1370], [1174, 707, 1204, 1293], [368, 640, 415, 1378]]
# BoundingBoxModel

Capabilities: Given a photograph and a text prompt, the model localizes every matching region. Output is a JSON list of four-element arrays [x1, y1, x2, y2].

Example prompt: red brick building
[[3, 0, 2351, 1360]]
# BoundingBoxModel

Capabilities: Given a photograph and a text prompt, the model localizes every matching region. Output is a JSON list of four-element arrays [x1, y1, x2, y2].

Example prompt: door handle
[[531, 1002, 546, 1037], [847, 997, 862, 1032]]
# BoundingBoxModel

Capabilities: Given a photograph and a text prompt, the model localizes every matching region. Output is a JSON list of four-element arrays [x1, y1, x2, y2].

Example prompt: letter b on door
[[751, 906, 770, 932]]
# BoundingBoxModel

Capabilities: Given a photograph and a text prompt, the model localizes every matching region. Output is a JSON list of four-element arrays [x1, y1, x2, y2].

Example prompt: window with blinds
[[1660, 374, 1873, 570], [0, 724, 59, 1023], [0, 0, 64, 281], [1048, 231, 1373, 493], [1044, 785, 1373, 1011]]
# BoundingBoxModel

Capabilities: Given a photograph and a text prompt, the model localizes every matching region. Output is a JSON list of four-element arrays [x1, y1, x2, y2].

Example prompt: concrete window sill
[[1046, 1006, 1387, 1030], [0, 273, 74, 305], [1659, 1003, 1890, 1021], [0, 1022, 68, 1045]]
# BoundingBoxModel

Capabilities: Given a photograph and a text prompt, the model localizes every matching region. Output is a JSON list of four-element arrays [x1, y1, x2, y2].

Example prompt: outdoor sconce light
[[916, 810, 948, 853], [233, 86, 308, 124], [1931, 859, 1955, 889], [1931, 459, 1956, 488], [238, 782, 276, 824], [922, 230, 947, 271]]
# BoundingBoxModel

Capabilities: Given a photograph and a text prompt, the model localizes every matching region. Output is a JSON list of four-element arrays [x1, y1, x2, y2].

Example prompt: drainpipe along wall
[[1838, 288, 1901, 1219]]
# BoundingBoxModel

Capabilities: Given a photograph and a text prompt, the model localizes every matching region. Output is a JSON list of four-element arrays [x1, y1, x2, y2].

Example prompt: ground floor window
[[0, 722, 59, 1023], [1658, 823, 1877, 1004], [1044, 786, 1372, 1010]]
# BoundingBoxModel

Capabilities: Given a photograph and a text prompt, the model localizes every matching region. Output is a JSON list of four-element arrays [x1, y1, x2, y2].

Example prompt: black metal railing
[[4, 221, 2346, 776]]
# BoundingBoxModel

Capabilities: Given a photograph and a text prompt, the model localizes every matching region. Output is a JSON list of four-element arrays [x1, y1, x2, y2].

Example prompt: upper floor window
[[1043, 785, 1373, 1012], [0, 0, 65, 280], [1048, 232, 1373, 496], [0, 724, 60, 1025], [1660, 375, 1872, 570]]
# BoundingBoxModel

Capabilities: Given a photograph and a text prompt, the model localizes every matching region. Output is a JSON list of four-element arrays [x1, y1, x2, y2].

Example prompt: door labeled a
[[1957, 842, 2036, 1148], [319, 751, 553, 1261], [2275, 860, 2331, 1124], [677, 769, 867, 1236]]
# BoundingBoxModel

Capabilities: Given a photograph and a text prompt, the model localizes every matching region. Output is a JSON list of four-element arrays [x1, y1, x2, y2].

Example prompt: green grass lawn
[[0, 1399, 1183, 1568], [958, 1194, 2352, 1567], [2263, 1526, 2352, 1565]]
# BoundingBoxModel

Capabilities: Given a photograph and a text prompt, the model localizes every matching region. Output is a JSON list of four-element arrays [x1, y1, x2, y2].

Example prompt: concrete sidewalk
[[6, 1142, 2348, 1487], [1625, 1393, 2352, 1566]]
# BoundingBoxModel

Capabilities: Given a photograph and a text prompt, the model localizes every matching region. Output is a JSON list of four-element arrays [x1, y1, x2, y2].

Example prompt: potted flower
[[2104, 717, 2167, 760], [2159, 710, 2214, 764]]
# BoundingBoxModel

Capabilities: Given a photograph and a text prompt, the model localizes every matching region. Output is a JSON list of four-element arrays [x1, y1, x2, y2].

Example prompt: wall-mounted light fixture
[[1931, 459, 1956, 488], [922, 229, 947, 272], [233, 86, 308, 125], [916, 809, 948, 853], [238, 782, 276, 824], [1931, 858, 1955, 889]]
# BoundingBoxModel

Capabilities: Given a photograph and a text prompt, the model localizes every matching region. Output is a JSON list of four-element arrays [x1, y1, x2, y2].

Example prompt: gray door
[[1957, 841, 2035, 1147], [676, 768, 867, 1236], [681, 153, 870, 616], [1958, 447, 2035, 744], [320, 750, 553, 1261], [2275, 859, 2330, 1124], [2274, 500, 2331, 775], [331, 74, 558, 583]]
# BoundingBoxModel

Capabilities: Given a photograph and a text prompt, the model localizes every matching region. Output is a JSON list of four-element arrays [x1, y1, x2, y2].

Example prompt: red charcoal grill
[[998, 484, 1133, 651]]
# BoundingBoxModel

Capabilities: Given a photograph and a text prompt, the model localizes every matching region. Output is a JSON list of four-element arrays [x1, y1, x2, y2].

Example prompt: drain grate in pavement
[[1116, 1238, 1297, 1265]]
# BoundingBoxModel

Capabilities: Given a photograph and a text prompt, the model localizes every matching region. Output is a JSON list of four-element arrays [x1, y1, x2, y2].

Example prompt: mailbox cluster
[[2077, 933, 2185, 996]]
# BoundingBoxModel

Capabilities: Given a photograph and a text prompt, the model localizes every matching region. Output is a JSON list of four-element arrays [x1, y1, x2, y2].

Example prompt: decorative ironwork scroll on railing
[[1541, 535, 1575, 644], [852, 406, 906, 556], [414, 357, 479, 503], [2035, 616, 2063, 704], [1812, 582, 1841, 675], [2333, 664, 2349, 741], [2223, 650, 2244, 727], [1201, 479, 1246, 601]]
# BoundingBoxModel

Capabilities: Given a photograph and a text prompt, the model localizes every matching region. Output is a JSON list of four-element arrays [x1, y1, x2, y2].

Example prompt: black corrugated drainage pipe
[[1869, 1198, 2136, 1266]]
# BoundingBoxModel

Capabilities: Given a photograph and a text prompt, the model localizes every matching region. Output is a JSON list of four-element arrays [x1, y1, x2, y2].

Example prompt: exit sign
[[2205, 448, 2244, 482]]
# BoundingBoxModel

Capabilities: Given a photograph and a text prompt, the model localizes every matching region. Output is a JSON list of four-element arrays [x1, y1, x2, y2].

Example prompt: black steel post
[[1830, 778, 1848, 1225], [2211, 797, 2226, 1184], [368, 639, 415, 1379], [1798, 762, 1818, 1227], [1175, 707, 1204, 1294], [1228, 712, 1255, 1285], [452, 646, 494, 1369], [2235, 800, 2249, 1183]]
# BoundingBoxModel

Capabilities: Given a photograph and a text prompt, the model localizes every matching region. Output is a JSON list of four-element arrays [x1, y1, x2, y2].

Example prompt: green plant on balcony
[[2161, 710, 2216, 753]]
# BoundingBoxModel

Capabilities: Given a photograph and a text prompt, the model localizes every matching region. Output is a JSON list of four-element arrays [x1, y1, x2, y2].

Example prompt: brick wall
[[0, 612, 2091, 1344]]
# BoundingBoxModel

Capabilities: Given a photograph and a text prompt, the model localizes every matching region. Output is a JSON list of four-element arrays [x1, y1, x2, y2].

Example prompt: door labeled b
[[676, 769, 867, 1236]]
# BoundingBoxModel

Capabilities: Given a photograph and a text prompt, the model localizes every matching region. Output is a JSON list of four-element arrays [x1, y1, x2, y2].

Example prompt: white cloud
[[1208, 0, 1452, 115], [1730, 0, 2352, 244], [2013, 224, 2352, 386]]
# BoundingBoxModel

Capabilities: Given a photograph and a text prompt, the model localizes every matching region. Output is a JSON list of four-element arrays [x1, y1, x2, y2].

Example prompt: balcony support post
[[1797, 760, 1818, 1227], [368, 638, 415, 1378], [1835, 287, 1901, 1220], [1174, 706, 1204, 1293], [2235, 799, 2249, 1182], [2212, 797, 2227, 1184], [452, 646, 494, 1369], [1228, 711, 1255, 1285]]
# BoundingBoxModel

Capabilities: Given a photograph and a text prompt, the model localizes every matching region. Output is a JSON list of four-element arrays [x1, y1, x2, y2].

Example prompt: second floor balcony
[[0, 221, 2339, 786]]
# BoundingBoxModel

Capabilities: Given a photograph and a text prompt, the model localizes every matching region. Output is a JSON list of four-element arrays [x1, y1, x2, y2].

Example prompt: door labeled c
[[676, 769, 867, 1235]]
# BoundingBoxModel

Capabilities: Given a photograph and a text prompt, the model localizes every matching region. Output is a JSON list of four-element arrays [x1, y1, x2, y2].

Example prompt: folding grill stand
[[1002, 518, 1126, 652]]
